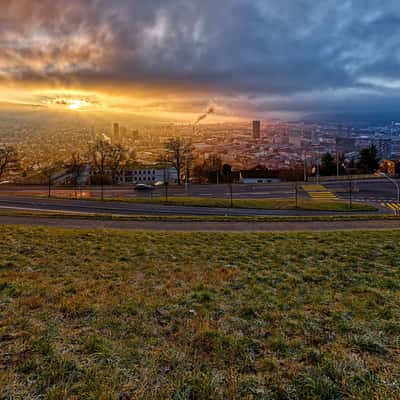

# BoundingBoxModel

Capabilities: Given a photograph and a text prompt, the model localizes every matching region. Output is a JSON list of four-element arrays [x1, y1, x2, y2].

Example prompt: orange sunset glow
[[3, 0, 398, 122]]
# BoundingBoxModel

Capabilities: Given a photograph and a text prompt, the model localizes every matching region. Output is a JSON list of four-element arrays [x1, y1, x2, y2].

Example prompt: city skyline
[[1, 1, 400, 122]]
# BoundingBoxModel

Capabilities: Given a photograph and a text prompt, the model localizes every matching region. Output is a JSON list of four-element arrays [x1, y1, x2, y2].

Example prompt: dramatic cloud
[[0, 0, 399, 117]]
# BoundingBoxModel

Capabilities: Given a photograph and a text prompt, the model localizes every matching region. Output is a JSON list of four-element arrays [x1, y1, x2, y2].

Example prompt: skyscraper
[[252, 120, 261, 139], [113, 123, 120, 142]]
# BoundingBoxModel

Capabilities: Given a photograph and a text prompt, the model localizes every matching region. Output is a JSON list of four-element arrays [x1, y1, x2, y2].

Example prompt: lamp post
[[303, 156, 307, 182], [163, 167, 169, 202], [378, 172, 400, 214], [378, 172, 399, 201], [336, 148, 340, 177], [348, 177, 354, 209]]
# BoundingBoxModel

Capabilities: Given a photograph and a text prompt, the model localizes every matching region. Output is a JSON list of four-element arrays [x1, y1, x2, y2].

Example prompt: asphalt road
[[0, 196, 376, 216], [0, 178, 398, 203], [0, 183, 298, 199], [324, 179, 400, 202], [0, 179, 397, 231]]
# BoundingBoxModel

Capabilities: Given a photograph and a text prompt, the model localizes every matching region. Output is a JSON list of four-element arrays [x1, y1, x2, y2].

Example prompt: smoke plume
[[194, 104, 215, 125]]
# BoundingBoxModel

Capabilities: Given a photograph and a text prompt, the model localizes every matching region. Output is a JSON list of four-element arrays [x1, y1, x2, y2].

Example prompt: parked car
[[134, 183, 154, 191]]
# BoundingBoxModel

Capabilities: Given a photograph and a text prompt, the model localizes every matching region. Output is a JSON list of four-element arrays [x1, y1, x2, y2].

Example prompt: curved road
[[0, 196, 388, 217], [0, 215, 399, 232], [0, 195, 397, 232], [0, 178, 399, 201]]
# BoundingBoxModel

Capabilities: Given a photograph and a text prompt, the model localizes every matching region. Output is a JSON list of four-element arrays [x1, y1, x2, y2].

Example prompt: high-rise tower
[[252, 120, 261, 139]]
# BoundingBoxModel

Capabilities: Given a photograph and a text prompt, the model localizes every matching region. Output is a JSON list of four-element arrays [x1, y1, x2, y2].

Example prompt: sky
[[1, 0, 400, 122]]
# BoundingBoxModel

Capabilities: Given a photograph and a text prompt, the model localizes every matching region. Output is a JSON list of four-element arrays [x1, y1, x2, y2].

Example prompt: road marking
[[302, 185, 339, 201], [302, 184, 325, 191], [226, 192, 295, 197], [0, 205, 88, 214], [381, 202, 400, 213]]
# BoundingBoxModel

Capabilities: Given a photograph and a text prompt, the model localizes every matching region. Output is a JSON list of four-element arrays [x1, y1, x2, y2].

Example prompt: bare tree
[[164, 137, 193, 185], [222, 163, 233, 207], [107, 143, 128, 184], [206, 154, 222, 184], [88, 140, 110, 200], [0, 145, 18, 181], [68, 152, 87, 197], [192, 154, 222, 184], [33, 160, 62, 197], [88, 139, 128, 200]]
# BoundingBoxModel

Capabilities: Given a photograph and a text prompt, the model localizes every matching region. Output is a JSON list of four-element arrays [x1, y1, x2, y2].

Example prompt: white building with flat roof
[[115, 166, 178, 185]]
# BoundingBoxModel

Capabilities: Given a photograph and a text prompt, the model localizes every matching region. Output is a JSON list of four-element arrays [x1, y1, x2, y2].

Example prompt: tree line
[[318, 144, 381, 176], [0, 138, 195, 186], [0, 141, 390, 186]]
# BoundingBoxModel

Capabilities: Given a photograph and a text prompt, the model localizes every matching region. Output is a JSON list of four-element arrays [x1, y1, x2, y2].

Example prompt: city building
[[311, 132, 319, 146], [112, 123, 120, 142], [239, 170, 280, 184], [336, 137, 356, 153], [252, 120, 261, 139], [289, 135, 301, 147], [115, 166, 178, 185], [375, 138, 392, 159]]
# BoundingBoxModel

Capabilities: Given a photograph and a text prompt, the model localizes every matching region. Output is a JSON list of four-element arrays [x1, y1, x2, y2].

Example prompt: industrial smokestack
[[194, 104, 215, 125]]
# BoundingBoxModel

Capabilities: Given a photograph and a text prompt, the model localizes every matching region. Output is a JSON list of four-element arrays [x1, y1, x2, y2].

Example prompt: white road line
[[0, 205, 88, 214]]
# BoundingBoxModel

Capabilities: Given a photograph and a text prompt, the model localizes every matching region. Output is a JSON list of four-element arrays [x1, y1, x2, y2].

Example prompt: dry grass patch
[[0, 226, 399, 399]]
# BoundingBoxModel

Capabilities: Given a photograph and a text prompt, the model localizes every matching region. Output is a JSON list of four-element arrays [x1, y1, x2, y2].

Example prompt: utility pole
[[379, 172, 400, 203], [100, 174, 104, 201], [185, 155, 191, 191], [164, 182, 168, 202], [229, 177, 233, 208], [336, 149, 340, 177], [295, 181, 299, 208], [185, 156, 188, 190], [164, 168, 169, 202], [48, 176, 52, 198], [379, 172, 400, 215], [348, 177, 353, 209], [303, 154, 307, 182]]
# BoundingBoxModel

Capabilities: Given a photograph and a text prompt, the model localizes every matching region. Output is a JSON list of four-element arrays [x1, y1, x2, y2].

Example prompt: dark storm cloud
[[1, 0, 400, 113]]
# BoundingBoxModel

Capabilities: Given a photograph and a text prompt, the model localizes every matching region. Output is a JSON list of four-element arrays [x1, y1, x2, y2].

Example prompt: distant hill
[[299, 112, 400, 126]]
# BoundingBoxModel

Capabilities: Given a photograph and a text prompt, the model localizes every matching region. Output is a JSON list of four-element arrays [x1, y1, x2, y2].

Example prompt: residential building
[[115, 166, 178, 185], [240, 169, 281, 184]]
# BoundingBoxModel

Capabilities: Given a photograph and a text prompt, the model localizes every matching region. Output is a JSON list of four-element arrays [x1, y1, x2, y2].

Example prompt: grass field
[[72, 195, 376, 212], [1, 227, 399, 399]]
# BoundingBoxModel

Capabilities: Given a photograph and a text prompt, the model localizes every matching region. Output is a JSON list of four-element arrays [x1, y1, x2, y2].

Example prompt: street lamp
[[378, 172, 400, 203], [303, 153, 307, 182]]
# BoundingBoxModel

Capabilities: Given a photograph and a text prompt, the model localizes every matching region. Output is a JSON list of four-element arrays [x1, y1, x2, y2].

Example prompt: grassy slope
[[0, 209, 396, 222], [99, 196, 376, 212], [0, 227, 399, 399]]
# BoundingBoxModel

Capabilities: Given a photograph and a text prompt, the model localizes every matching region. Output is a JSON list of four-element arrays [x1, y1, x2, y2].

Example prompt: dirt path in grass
[[0, 215, 399, 232]]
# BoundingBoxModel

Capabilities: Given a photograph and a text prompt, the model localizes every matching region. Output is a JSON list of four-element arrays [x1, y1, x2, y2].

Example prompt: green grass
[[0, 208, 394, 223], [1, 226, 400, 399], [61, 195, 377, 212]]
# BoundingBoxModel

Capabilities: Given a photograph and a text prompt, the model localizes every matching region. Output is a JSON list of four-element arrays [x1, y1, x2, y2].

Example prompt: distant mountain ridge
[[299, 112, 400, 126]]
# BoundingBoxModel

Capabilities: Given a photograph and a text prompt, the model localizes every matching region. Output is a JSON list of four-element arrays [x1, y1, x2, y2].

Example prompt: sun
[[68, 99, 88, 110]]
